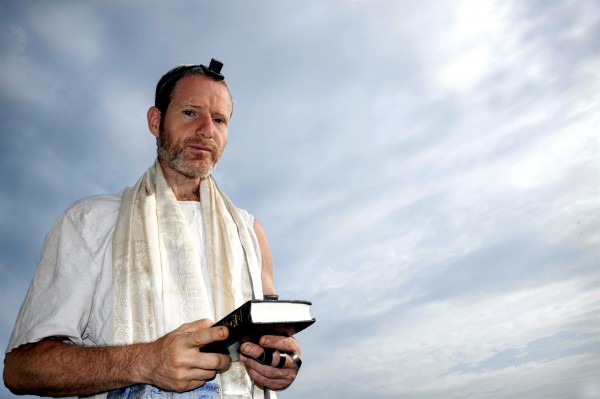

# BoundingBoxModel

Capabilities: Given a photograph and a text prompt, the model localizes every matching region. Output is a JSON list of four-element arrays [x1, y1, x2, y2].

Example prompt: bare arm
[[248, 219, 302, 390], [253, 219, 276, 296], [4, 338, 146, 396], [3, 319, 231, 397]]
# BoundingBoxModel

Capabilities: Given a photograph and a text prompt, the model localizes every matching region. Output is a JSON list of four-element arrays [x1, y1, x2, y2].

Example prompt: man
[[3, 59, 301, 399]]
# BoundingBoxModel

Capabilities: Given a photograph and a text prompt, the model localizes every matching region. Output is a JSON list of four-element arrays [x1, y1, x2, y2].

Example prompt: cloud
[[0, 1, 598, 398], [296, 276, 600, 398], [0, 24, 55, 106], [27, 2, 105, 64]]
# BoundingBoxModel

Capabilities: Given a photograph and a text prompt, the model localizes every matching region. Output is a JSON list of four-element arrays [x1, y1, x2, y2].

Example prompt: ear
[[147, 106, 161, 138]]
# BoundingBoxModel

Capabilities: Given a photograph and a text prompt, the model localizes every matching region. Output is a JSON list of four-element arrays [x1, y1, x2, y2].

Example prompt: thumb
[[189, 325, 229, 348]]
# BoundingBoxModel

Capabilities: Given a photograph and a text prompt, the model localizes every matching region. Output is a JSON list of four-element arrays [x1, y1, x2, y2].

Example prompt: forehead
[[170, 74, 232, 114]]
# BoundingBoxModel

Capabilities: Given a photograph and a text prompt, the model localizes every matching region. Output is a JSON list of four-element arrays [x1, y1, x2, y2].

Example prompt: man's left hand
[[239, 336, 301, 390]]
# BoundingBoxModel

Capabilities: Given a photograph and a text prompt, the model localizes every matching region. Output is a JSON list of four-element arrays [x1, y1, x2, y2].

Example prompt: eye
[[183, 110, 195, 117], [213, 116, 225, 125]]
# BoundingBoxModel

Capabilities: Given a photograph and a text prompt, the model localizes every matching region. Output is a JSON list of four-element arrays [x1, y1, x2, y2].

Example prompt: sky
[[0, 0, 598, 398]]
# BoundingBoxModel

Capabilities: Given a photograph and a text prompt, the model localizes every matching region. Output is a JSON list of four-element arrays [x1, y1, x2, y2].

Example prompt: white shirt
[[7, 194, 255, 352]]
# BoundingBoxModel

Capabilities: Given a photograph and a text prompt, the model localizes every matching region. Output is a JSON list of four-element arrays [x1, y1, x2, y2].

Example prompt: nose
[[195, 113, 214, 139]]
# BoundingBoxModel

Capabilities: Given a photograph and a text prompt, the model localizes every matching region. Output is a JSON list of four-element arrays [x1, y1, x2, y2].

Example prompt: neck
[[159, 160, 203, 201]]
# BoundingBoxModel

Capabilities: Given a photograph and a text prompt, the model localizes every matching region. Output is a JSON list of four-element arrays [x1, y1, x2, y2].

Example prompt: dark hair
[[154, 65, 231, 115]]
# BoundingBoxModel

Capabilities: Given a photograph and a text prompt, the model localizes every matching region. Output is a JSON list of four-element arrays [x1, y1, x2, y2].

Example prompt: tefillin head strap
[[156, 58, 225, 100], [171, 58, 225, 82], [200, 58, 225, 81]]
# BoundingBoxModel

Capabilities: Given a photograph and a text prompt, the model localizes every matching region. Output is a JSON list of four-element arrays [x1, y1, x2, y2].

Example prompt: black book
[[201, 299, 315, 357]]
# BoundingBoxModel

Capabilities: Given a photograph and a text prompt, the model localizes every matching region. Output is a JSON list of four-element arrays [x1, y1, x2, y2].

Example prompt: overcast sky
[[1, 1, 598, 398]]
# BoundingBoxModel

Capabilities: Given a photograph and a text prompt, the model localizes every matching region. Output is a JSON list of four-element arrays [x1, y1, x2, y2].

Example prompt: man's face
[[156, 74, 232, 179]]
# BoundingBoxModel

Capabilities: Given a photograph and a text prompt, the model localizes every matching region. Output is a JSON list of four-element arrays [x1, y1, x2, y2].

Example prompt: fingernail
[[262, 338, 270, 346], [219, 327, 226, 337]]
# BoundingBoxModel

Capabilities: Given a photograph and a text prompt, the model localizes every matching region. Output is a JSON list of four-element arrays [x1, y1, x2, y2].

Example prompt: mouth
[[188, 143, 214, 153]]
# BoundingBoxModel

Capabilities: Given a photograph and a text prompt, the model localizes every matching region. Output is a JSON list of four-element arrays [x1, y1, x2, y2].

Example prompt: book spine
[[217, 302, 251, 333]]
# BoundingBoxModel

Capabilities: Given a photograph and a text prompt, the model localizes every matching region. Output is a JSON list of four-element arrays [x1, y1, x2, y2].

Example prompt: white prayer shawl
[[112, 162, 273, 398]]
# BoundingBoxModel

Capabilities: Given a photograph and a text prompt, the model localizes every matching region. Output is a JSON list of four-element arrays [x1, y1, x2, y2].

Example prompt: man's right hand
[[4, 319, 231, 397], [139, 319, 232, 392]]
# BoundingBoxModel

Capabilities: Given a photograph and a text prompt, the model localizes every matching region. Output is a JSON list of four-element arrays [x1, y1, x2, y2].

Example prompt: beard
[[156, 125, 223, 179]]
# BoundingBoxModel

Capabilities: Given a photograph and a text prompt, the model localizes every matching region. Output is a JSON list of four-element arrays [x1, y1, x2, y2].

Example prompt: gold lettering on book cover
[[224, 313, 241, 328]]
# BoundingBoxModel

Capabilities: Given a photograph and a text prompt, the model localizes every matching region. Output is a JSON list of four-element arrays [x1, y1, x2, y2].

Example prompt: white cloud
[[0, 24, 54, 106], [1, 1, 598, 398], [298, 277, 600, 398], [28, 3, 105, 64], [438, 45, 493, 91], [97, 81, 157, 178]]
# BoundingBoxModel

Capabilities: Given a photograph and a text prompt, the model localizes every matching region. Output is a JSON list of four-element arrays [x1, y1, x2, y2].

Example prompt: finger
[[239, 341, 263, 359], [239, 345, 295, 370], [188, 325, 229, 348], [258, 335, 300, 355], [193, 352, 232, 372], [267, 349, 292, 369], [268, 351, 300, 370], [285, 351, 302, 370], [177, 318, 215, 333], [167, 370, 221, 392], [238, 344, 279, 366], [239, 353, 287, 377], [253, 347, 276, 365], [275, 352, 287, 369], [241, 358, 297, 391]]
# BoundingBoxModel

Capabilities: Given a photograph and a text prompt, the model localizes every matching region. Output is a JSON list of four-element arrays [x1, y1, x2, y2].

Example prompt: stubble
[[156, 126, 223, 179]]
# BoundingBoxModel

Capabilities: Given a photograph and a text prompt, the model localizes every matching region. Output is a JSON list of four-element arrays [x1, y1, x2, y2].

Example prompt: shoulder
[[65, 194, 122, 221], [60, 193, 123, 243], [236, 207, 255, 227]]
